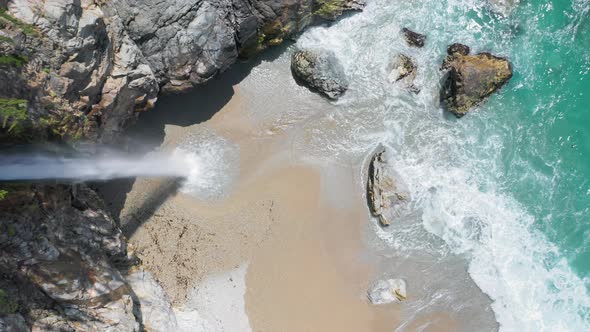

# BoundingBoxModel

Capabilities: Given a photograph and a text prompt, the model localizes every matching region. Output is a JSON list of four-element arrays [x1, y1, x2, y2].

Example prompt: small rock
[[291, 49, 349, 100], [368, 279, 407, 305], [402, 28, 426, 48], [440, 43, 513, 117], [366, 145, 408, 226], [447, 43, 471, 56], [388, 54, 419, 93]]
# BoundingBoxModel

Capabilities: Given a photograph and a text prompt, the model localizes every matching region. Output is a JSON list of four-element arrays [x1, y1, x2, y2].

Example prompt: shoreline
[[109, 40, 494, 330]]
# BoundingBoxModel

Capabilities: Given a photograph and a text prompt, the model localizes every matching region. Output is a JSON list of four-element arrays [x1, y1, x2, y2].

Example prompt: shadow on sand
[[93, 43, 292, 238]]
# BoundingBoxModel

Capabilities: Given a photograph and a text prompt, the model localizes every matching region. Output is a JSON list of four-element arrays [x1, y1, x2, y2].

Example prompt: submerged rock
[[440, 43, 513, 117], [368, 278, 407, 305], [402, 28, 426, 48], [291, 49, 349, 99], [366, 145, 408, 226], [388, 54, 419, 93], [488, 0, 520, 16]]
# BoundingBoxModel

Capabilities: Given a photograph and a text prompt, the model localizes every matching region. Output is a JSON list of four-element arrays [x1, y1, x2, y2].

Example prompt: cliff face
[[0, 1, 363, 330], [0, 184, 140, 331], [0, 0, 362, 142]]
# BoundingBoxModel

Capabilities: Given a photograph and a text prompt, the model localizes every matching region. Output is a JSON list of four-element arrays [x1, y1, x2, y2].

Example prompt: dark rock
[[447, 43, 471, 56], [366, 145, 408, 226], [402, 28, 426, 48], [440, 44, 513, 117], [291, 49, 349, 99]]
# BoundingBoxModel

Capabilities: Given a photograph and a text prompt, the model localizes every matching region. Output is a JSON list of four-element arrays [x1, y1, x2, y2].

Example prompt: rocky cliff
[[0, 0, 363, 143], [0, 0, 363, 330]]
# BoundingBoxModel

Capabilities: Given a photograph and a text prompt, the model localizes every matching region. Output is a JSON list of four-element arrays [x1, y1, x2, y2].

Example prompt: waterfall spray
[[0, 149, 200, 181]]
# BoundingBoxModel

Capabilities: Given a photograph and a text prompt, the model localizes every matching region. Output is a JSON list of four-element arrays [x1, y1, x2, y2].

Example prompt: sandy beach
[[114, 85, 398, 330]]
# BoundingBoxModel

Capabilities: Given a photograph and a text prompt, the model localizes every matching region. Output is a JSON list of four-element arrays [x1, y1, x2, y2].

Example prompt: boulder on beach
[[366, 145, 408, 226], [440, 43, 513, 117], [368, 278, 407, 305], [291, 49, 349, 100], [402, 28, 426, 48], [388, 54, 419, 93]]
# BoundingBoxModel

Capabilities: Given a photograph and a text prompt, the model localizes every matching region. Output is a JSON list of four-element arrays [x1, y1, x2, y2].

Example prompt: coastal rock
[[366, 145, 408, 226], [1, 0, 365, 142], [388, 54, 419, 93], [440, 43, 513, 117], [312, 0, 366, 20], [402, 28, 426, 48], [0, 184, 140, 330], [0, 314, 28, 332], [368, 278, 407, 305], [291, 49, 349, 99]]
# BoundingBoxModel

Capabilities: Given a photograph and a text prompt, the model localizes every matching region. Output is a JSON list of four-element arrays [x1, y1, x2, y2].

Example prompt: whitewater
[[288, 0, 590, 330]]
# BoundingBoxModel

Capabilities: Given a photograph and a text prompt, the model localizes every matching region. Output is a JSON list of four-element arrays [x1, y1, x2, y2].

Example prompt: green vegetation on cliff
[[0, 98, 28, 135], [0, 189, 7, 200], [0, 9, 37, 35], [0, 54, 28, 67], [314, 0, 347, 19]]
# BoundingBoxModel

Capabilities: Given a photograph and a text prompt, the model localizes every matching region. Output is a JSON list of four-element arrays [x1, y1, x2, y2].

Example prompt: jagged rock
[[313, 0, 366, 20], [366, 145, 408, 226], [388, 54, 419, 93], [440, 43, 513, 117], [0, 184, 140, 331], [0, 314, 28, 332], [1, 0, 365, 143], [402, 28, 426, 48], [368, 279, 407, 305], [291, 49, 349, 99], [446, 43, 471, 57]]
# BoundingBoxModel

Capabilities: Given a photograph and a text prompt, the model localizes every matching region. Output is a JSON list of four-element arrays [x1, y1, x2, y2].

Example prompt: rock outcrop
[[366, 145, 408, 226], [402, 28, 426, 48], [0, 184, 140, 331], [0, 0, 365, 143], [368, 278, 407, 305], [440, 43, 513, 117], [291, 49, 349, 99]]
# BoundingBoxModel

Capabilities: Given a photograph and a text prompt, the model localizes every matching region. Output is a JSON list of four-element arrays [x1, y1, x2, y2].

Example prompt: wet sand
[[114, 55, 464, 329], [116, 85, 404, 331]]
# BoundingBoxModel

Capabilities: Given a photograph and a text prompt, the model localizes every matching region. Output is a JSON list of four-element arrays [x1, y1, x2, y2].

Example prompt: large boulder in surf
[[440, 43, 513, 117], [366, 145, 408, 226], [368, 278, 407, 304], [291, 49, 349, 100]]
